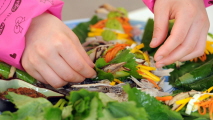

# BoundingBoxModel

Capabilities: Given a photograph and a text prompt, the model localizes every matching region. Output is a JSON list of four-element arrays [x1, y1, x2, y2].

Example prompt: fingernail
[[155, 56, 163, 61], [150, 38, 157, 47], [92, 74, 97, 79], [157, 63, 165, 68]]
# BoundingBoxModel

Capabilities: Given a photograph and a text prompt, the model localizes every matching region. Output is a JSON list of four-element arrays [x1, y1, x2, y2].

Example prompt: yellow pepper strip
[[130, 44, 144, 53], [116, 33, 129, 38], [114, 79, 123, 84], [204, 86, 213, 93], [176, 102, 188, 112], [130, 49, 142, 54], [135, 43, 144, 49], [88, 32, 102, 37], [120, 39, 136, 45], [143, 51, 150, 65], [110, 81, 116, 86], [139, 69, 160, 82], [137, 65, 156, 71], [205, 49, 210, 55], [206, 41, 213, 54], [198, 94, 213, 101], [90, 28, 104, 32], [176, 97, 192, 105]]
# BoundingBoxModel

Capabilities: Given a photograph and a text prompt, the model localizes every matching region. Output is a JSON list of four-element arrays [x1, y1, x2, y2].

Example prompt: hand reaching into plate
[[22, 13, 96, 88], [150, 0, 210, 68]]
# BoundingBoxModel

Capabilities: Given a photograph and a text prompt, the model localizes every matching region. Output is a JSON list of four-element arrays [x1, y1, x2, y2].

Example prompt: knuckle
[[170, 33, 185, 43], [73, 62, 85, 72], [28, 56, 40, 66], [153, 26, 163, 34], [181, 44, 194, 53], [63, 73, 75, 82], [52, 34, 69, 49], [35, 45, 50, 58]]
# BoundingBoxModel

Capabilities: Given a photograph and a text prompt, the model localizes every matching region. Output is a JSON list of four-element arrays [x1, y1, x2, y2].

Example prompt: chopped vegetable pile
[[1, 3, 213, 120]]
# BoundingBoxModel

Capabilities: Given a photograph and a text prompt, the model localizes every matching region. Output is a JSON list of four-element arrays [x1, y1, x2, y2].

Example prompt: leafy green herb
[[72, 15, 101, 43], [110, 49, 141, 79], [123, 85, 183, 120]]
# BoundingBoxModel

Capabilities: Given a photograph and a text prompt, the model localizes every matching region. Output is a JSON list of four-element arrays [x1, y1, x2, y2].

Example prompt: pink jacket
[[143, 0, 213, 12], [0, 0, 63, 69]]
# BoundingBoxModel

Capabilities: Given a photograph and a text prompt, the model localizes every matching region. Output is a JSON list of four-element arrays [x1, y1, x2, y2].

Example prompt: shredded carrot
[[195, 97, 213, 118], [199, 53, 207, 62], [155, 96, 173, 101], [90, 19, 107, 29], [137, 70, 161, 90], [104, 44, 130, 62], [198, 106, 207, 115], [146, 78, 161, 90]]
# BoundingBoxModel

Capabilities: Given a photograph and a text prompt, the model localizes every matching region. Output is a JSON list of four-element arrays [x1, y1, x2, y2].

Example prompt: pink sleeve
[[0, 0, 64, 70], [142, 0, 213, 12], [142, 0, 155, 12], [203, 0, 213, 7]]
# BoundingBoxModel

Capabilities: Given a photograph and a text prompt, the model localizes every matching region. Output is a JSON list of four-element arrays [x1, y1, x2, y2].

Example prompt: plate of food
[[1, 3, 213, 120]]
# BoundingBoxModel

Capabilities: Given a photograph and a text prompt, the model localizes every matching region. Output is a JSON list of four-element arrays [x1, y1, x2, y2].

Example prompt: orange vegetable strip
[[145, 78, 161, 90], [137, 70, 161, 90], [104, 44, 129, 62], [198, 106, 207, 115], [210, 103, 213, 120], [155, 96, 173, 101], [90, 19, 107, 28]]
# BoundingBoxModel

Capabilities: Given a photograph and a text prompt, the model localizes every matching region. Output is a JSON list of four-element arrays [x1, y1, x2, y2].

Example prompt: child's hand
[[22, 13, 96, 88], [150, 0, 210, 68]]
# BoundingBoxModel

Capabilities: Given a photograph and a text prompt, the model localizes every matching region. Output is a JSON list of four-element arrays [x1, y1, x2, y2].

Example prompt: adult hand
[[150, 0, 210, 68], [22, 13, 96, 88]]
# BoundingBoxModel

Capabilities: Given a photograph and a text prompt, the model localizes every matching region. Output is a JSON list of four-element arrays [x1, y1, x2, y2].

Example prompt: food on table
[[1, 3, 213, 120], [160, 86, 213, 120]]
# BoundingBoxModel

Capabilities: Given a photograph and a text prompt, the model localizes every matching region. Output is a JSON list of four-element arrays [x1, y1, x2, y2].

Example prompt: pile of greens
[[93, 49, 142, 81], [0, 85, 183, 120]]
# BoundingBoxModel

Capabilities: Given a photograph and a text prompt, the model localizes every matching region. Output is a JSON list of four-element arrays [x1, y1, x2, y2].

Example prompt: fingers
[[179, 23, 209, 61], [58, 40, 97, 79], [47, 52, 85, 83], [154, 12, 194, 63], [155, 17, 204, 67], [36, 63, 68, 88], [22, 55, 67, 88], [69, 30, 95, 68], [150, 0, 170, 48]]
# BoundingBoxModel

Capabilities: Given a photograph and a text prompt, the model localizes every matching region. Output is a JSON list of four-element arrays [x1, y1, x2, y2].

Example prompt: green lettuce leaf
[[106, 101, 149, 120], [110, 49, 141, 79], [0, 92, 58, 120], [123, 85, 183, 120]]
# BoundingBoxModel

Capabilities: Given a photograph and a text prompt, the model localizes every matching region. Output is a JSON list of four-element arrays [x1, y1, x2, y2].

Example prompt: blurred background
[[61, 0, 146, 21], [61, 0, 213, 33]]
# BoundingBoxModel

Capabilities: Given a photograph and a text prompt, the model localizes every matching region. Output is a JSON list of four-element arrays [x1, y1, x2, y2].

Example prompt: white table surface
[[128, 6, 213, 33]]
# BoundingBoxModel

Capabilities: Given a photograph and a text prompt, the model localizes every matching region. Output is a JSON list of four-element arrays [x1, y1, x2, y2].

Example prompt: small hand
[[150, 0, 210, 68], [22, 13, 96, 88]]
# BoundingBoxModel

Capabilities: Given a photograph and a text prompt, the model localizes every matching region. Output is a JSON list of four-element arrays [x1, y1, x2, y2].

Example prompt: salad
[[0, 3, 213, 120]]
